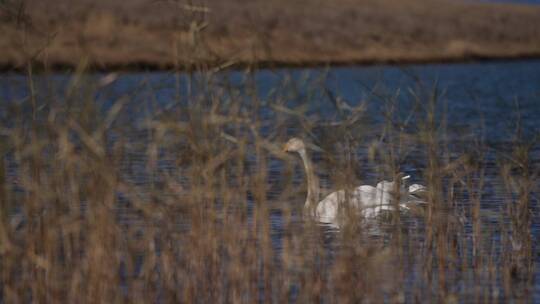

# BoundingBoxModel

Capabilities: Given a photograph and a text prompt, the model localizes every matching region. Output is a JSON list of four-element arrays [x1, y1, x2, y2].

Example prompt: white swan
[[283, 137, 426, 224]]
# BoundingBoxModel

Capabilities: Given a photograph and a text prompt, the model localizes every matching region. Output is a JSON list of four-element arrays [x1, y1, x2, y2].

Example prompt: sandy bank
[[1, 0, 540, 71]]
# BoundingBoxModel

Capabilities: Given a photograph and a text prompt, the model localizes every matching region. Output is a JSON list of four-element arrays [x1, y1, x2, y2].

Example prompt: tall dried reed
[[0, 62, 537, 303]]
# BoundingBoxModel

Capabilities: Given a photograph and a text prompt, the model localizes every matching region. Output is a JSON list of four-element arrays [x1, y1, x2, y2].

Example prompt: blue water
[[481, 0, 540, 3], [1, 59, 540, 301], [2, 60, 539, 143]]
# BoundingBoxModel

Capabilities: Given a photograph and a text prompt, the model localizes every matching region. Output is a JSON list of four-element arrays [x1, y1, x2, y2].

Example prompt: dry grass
[[0, 58, 538, 303], [0, 6, 538, 300], [1, 0, 540, 70]]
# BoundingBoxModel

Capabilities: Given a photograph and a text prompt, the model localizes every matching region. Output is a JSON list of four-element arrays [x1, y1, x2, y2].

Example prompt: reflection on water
[[1, 60, 539, 302]]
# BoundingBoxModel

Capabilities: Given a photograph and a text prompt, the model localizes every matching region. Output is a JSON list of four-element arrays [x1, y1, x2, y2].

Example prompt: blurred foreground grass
[[0, 64, 538, 303]]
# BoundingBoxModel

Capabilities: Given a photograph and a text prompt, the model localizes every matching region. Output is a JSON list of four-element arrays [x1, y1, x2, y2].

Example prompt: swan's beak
[[282, 145, 289, 153]]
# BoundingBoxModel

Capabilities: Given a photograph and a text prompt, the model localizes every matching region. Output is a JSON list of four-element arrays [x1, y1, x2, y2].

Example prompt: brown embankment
[[1, 0, 540, 71]]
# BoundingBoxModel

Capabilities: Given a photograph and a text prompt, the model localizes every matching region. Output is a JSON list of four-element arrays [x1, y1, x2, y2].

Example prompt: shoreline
[[1, 53, 540, 74], [1, 0, 540, 73]]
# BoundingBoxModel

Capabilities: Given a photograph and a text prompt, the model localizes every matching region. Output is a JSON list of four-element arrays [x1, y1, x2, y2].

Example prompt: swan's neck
[[298, 149, 319, 211]]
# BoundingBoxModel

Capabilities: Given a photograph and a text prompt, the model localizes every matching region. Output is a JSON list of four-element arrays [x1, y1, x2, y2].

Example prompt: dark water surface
[[1, 59, 540, 301], [481, 0, 540, 3], [472, 0, 540, 3]]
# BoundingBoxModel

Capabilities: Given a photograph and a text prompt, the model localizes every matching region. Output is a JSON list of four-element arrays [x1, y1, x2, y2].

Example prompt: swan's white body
[[284, 137, 427, 225], [315, 179, 424, 223], [315, 185, 377, 223]]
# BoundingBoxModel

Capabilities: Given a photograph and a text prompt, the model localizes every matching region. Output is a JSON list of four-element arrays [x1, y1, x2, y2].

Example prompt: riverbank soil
[[1, 0, 540, 70]]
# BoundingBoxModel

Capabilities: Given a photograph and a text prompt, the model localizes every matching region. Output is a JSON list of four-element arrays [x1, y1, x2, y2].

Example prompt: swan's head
[[283, 137, 306, 153]]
